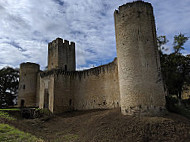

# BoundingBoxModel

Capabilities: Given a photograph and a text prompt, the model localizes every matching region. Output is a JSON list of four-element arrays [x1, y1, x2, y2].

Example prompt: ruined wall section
[[48, 38, 76, 71], [17, 63, 39, 107], [39, 75, 54, 112], [40, 58, 120, 113], [114, 1, 166, 115]]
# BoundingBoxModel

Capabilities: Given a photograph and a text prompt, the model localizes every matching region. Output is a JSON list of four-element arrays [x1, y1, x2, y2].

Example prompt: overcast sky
[[0, 0, 190, 70]]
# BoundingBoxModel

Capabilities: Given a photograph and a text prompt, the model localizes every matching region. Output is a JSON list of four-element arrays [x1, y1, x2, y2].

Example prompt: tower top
[[48, 38, 76, 71], [115, 1, 152, 14]]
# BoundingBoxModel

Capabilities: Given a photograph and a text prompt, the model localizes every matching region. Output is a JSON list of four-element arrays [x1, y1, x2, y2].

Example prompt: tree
[[161, 53, 190, 99], [157, 35, 169, 53], [173, 33, 189, 54], [159, 33, 190, 99], [0, 67, 19, 108]]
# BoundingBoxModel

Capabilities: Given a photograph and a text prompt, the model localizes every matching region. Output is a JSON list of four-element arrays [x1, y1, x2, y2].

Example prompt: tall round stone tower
[[17, 62, 39, 107], [114, 1, 166, 115]]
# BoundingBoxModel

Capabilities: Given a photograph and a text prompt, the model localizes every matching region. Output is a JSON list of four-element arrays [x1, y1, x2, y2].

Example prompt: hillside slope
[[1, 109, 190, 142]]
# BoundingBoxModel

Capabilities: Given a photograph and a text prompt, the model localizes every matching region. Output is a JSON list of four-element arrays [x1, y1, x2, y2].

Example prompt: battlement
[[48, 38, 75, 48], [41, 58, 117, 78], [48, 38, 76, 71], [114, 1, 152, 14]]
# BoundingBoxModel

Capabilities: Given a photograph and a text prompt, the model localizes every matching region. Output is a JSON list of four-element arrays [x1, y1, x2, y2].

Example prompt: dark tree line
[[0, 67, 19, 108], [159, 33, 190, 99]]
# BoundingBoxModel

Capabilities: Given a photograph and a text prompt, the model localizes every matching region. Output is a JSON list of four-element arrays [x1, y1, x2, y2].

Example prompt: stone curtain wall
[[73, 58, 119, 111], [114, 1, 166, 115], [39, 58, 120, 113]]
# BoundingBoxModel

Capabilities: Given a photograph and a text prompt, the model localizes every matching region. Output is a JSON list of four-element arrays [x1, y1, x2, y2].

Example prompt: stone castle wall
[[17, 1, 166, 116], [73, 58, 119, 111], [39, 75, 54, 112], [39, 58, 119, 113], [114, 1, 166, 115]]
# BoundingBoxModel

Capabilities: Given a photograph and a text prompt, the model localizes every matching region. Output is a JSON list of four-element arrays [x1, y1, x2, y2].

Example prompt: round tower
[[114, 1, 166, 115], [17, 62, 40, 107]]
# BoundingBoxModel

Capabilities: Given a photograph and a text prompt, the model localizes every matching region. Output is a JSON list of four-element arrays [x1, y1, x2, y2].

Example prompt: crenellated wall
[[48, 38, 75, 71], [39, 58, 120, 113]]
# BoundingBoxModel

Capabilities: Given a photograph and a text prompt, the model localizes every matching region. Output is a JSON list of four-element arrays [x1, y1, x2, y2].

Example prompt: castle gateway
[[17, 1, 166, 115]]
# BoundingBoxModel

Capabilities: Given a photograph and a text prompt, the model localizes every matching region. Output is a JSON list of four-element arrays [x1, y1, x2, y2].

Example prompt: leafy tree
[[0, 67, 19, 108], [157, 35, 169, 53], [173, 33, 189, 54], [161, 54, 190, 99], [159, 33, 190, 99]]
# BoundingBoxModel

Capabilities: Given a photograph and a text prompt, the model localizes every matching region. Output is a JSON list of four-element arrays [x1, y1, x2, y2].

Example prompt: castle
[[17, 1, 166, 115]]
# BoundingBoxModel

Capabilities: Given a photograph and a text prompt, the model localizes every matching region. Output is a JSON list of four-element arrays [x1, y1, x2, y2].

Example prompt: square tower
[[48, 38, 76, 71]]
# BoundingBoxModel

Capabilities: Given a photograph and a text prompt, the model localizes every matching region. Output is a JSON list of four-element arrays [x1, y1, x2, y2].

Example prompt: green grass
[[0, 124, 43, 142], [0, 111, 15, 121], [0, 108, 20, 111]]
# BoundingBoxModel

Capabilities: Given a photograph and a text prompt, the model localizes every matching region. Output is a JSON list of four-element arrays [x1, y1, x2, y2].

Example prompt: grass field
[[0, 111, 15, 121], [0, 110, 43, 142], [0, 124, 43, 142]]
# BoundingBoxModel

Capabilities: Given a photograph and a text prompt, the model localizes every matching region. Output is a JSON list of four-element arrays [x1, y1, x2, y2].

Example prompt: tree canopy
[[173, 33, 189, 54], [0, 67, 19, 108], [159, 33, 190, 99]]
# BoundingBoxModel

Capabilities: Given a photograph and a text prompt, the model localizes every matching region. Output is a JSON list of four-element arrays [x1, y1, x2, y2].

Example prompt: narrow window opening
[[65, 65, 67, 71], [69, 99, 72, 106], [23, 85, 25, 90], [44, 89, 49, 108], [103, 101, 106, 105], [21, 99, 25, 108]]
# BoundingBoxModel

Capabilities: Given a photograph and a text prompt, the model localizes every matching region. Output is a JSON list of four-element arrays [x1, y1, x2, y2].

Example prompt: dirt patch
[[2, 109, 190, 142]]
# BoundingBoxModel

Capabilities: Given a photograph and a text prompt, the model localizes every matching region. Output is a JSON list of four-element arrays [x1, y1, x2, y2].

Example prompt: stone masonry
[[17, 1, 166, 116], [114, 1, 166, 115]]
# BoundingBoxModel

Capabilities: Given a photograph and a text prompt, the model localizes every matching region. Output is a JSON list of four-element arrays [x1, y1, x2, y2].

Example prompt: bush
[[166, 96, 190, 119]]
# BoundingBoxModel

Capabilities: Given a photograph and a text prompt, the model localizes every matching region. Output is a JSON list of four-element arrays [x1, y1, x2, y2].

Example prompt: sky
[[0, 0, 190, 70]]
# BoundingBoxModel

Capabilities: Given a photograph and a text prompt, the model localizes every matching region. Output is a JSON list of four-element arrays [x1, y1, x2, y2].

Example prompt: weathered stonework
[[17, 63, 39, 107], [17, 1, 166, 116], [37, 58, 119, 113], [114, 1, 166, 115], [48, 38, 75, 71]]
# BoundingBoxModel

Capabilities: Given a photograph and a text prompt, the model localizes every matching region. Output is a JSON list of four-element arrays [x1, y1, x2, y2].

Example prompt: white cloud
[[0, 0, 190, 70]]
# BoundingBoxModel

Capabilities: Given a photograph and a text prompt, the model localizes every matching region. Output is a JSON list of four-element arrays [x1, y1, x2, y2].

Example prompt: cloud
[[0, 0, 190, 70], [149, 0, 190, 53]]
